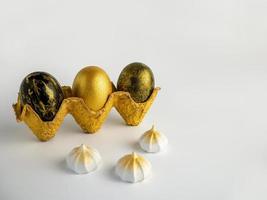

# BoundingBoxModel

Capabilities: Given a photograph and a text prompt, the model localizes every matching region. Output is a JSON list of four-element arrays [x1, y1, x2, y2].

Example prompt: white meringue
[[115, 152, 151, 183], [139, 125, 168, 153], [66, 144, 102, 174]]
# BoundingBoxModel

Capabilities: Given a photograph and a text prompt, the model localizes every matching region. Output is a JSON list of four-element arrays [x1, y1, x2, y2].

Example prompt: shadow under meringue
[[127, 140, 144, 154], [57, 159, 75, 175], [104, 166, 123, 183]]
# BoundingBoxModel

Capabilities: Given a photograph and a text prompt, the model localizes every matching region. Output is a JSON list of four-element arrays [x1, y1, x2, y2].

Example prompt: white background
[[0, 0, 267, 199]]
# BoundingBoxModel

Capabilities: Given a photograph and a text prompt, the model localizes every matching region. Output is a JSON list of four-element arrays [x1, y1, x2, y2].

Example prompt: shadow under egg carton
[[12, 86, 160, 141]]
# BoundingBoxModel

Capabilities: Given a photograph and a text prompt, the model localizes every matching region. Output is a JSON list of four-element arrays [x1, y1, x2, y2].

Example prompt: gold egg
[[117, 62, 155, 103], [72, 66, 113, 111]]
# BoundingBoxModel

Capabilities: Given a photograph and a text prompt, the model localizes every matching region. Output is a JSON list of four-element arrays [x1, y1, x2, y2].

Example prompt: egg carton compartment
[[13, 86, 160, 141]]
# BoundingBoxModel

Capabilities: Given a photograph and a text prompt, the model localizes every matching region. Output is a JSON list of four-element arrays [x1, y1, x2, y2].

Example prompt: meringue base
[[115, 152, 151, 183]]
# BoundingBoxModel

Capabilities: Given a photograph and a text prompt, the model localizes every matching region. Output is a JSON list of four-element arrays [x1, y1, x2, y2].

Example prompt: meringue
[[66, 144, 102, 174], [115, 152, 151, 183], [139, 125, 168, 153]]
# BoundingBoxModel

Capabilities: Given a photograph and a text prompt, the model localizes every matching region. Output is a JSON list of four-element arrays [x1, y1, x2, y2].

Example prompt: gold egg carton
[[13, 85, 160, 141]]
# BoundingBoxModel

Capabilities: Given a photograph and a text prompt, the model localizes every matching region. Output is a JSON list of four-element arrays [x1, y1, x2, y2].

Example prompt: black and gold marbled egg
[[19, 72, 64, 121], [117, 62, 155, 103]]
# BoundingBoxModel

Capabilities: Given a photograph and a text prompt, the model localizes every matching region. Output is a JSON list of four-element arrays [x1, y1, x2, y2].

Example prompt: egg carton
[[13, 85, 160, 141]]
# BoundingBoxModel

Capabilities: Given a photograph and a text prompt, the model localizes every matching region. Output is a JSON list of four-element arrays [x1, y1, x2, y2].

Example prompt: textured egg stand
[[13, 84, 160, 141]]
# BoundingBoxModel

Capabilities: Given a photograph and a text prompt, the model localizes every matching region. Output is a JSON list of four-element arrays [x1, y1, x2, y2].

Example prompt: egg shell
[[19, 71, 64, 121], [117, 62, 155, 103], [72, 66, 113, 111]]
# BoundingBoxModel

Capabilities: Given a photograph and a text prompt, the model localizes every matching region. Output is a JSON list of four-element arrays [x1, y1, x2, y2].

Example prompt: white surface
[[0, 0, 267, 199]]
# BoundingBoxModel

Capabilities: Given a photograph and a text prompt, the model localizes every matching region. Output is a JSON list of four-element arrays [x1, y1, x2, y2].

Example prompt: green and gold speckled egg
[[19, 72, 64, 121], [117, 62, 155, 103]]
